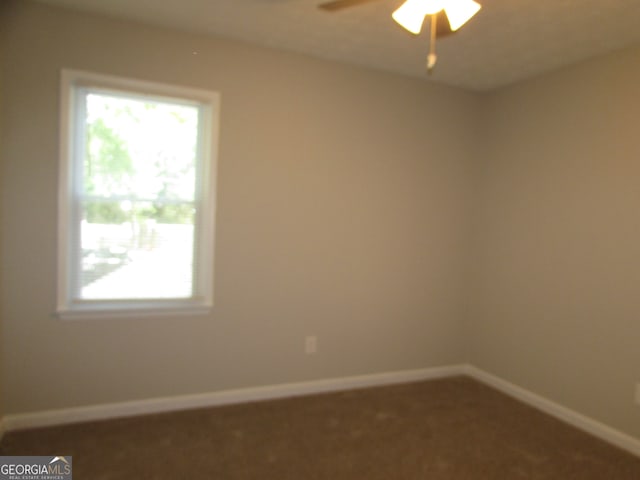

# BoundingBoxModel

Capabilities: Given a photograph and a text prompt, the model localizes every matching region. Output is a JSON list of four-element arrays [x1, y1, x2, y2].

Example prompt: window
[[57, 70, 219, 318]]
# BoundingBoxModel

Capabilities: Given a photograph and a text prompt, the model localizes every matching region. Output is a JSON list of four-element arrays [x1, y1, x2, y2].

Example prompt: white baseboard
[[465, 365, 640, 458], [3, 363, 640, 459], [2, 364, 465, 432]]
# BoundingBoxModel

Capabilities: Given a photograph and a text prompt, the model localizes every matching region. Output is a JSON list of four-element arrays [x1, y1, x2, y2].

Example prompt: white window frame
[[57, 69, 219, 319]]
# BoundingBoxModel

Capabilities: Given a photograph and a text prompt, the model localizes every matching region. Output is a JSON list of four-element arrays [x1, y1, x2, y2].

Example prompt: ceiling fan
[[318, 0, 482, 73]]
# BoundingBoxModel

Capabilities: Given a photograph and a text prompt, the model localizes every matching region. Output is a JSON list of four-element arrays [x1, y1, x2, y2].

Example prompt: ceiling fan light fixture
[[322, 0, 483, 74], [392, 0, 445, 35], [443, 0, 481, 31]]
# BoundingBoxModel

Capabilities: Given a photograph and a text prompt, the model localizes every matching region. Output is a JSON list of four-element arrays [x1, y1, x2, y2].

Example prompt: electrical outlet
[[305, 336, 317, 354]]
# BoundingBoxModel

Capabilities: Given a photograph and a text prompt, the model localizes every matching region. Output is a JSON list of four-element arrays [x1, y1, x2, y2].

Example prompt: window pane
[[79, 91, 200, 300], [80, 200, 195, 300], [84, 92, 199, 201]]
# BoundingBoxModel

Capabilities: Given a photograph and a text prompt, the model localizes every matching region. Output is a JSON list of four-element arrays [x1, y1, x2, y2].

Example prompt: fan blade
[[318, 0, 381, 12]]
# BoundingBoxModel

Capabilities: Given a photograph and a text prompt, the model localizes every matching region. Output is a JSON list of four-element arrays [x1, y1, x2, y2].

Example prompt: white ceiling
[[33, 0, 640, 91]]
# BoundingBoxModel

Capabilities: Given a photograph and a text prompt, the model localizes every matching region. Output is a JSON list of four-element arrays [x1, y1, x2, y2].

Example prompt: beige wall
[[1, 1, 478, 414], [470, 46, 640, 439], [0, 0, 13, 426]]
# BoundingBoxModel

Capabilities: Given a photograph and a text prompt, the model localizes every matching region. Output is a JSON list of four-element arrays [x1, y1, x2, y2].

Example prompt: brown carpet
[[2, 376, 640, 479]]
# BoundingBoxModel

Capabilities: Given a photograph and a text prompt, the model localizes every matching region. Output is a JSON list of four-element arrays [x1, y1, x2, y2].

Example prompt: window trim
[[57, 69, 220, 319]]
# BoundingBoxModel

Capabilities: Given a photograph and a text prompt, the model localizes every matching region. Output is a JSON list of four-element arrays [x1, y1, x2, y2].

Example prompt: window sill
[[55, 302, 212, 320]]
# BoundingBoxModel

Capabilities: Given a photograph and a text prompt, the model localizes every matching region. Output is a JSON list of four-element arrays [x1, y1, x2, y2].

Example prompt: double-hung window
[[58, 70, 219, 318]]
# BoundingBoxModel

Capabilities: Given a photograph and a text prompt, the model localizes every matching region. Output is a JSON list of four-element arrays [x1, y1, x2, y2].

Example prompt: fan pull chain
[[427, 14, 437, 74]]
